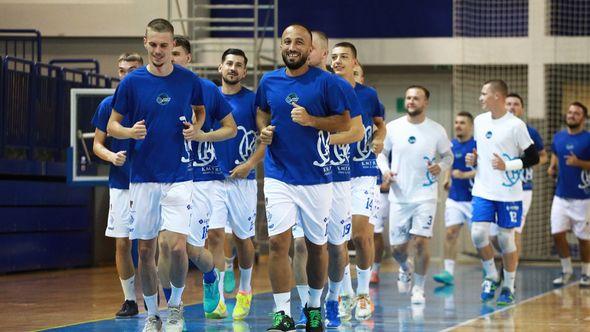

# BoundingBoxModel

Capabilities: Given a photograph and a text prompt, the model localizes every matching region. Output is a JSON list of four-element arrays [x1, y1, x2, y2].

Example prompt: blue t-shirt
[[350, 83, 384, 178], [111, 65, 203, 183], [521, 125, 545, 191], [255, 67, 347, 185], [215, 87, 257, 180], [552, 129, 590, 199], [448, 137, 476, 202], [191, 78, 233, 182], [91, 95, 130, 190], [331, 76, 363, 183]]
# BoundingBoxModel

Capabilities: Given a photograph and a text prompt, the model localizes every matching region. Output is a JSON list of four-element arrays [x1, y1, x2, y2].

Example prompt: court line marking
[[440, 280, 581, 331]]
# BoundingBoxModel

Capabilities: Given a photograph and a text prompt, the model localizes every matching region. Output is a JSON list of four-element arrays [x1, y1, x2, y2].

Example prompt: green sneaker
[[496, 287, 515, 306], [203, 269, 220, 314], [304, 306, 323, 331], [224, 269, 236, 293], [433, 270, 454, 285], [267, 311, 296, 331]]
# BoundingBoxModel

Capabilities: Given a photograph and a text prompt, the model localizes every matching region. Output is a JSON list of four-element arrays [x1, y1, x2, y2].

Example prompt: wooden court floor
[[3, 259, 590, 331]]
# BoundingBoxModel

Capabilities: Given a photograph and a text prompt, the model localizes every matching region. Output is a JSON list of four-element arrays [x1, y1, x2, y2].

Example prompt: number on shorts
[[426, 215, 433, 226], [509, 211, 518, 223], [365, 198, 373, 210], [201, 225, 209, 240], [342, 223, 352, 237]]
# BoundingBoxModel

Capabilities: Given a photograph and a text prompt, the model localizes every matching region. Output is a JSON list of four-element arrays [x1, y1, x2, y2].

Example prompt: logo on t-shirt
[[423, 156, 437, 187], [485, 131, 493, 139], [331, 144, 350, 166], [579, 170, 590, 193], [156, 93, 171, 105], [235, 126, 257, 165], [313, 131, 331, 168], [353, 125, 373, 161], [501, 153, 522, 187], [285, 92, 299, 105], [566, 144, 575, 151], [193, 140, 216, 167], [408, 136, 416, 144]]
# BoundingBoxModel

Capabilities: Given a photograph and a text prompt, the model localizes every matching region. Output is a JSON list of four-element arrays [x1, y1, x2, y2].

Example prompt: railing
[[0, 29, 42, 62], [0, 56, 118, 166], [49, 58, 101, 74]]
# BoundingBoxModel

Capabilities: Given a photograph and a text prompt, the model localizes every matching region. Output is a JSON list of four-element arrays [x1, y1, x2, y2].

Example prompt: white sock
[[326, 279, 342, 302], [372, 262, 381, 273], [120, 275, 136, 301], [225, 256, 234, 271], [296, 284, 309, 307], [561, 257, 573, 273], [444, 259, 455, 275], [273, 292, 291, 316], [341, 264, 355, 296], [239, 267, 252, 292], [308, 287, 323, 308], [482, 258, 499, 281], [144, 293, 159, 317], [582, 262, 590, 276], [168, 284, 185, 307], [356, 266, 371, 295], [503, 269, 516, 292], [218, 271, 225, 303], [414, 273, 425, 289]]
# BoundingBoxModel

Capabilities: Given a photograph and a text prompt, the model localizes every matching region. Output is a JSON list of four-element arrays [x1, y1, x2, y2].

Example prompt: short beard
[[222, 76, 240, 85], [406, 108, 423, 117], [566, 122, 582, 130], [282, 52, 308, 70]]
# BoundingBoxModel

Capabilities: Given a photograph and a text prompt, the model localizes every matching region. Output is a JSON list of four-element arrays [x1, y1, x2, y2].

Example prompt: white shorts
[[389, 200, 437, 246], [186, 181, 219, 247], [369, 189, 388, 233], [129, 181, 192, 241], [209, 178, 257, 240], [550, 196, 590, 240], [351, 176, 377, 217], [444, 198, 472, 228], [105, 188, 131, 238], [264, 178, 332, 245], [490, 190, 533, 235], [327, 181, 352, 245]]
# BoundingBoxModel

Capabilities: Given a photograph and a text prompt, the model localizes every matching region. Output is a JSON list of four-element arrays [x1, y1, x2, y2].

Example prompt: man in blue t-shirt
[[433, 112, 476, 287], [154, 35, 233, 320], [91, 52, 143, 318], [490, 93, 548, 257], [107, 19, 206, 332], [332, 41, 386, 320], [210, 48, 261, 320], [548, 101, 590, 288], [256, 24, 351, 331]]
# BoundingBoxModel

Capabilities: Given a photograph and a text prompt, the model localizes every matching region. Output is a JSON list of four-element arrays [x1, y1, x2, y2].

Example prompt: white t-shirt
[[471, 111, 533, 202], [380, 116, 451, 203]]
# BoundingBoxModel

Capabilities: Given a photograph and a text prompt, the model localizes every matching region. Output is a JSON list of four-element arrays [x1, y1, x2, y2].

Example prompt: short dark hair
[[146, 18, 174, 35], [506, 93, 524, 107], [333, 42, 358, 59], [571, 101, 589, 117], [174, 35, 191, 54], [456, 111, 474, 123], [284, 23, 313, 41], [406, 85, 430, 99], [484, 79, 509, 97], [117, 52, 143, 65], [221, 48, 248, 66]]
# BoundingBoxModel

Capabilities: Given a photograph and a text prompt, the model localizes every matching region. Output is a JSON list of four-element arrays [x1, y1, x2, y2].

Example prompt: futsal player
[[107, 19, 206, 331], [548, 101, 590, 288], [432, 112, 476, 285], [256, 24, 351, 331], [465, 80, 539, 306], [332, 41, 386, 320], [91, 52, 143, 317], [377, 85, 452, 305]]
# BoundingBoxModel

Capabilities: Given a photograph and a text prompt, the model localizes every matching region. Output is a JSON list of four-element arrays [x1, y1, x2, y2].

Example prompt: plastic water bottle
[[81, 156, 87, 172]]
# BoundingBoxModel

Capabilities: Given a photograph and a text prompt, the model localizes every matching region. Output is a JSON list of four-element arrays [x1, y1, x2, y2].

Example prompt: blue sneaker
[[324, 300, 340, 328], [295, 306, 306, 329], [224, 269, 236, 293], [496, 287, 515, 306], [480, 278, 499, 302], [203, 269, 220, 314], [433, 270, 454, 285]]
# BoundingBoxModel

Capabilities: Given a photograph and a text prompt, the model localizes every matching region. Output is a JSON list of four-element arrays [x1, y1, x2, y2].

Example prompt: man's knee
[[471, 222, 491, 249]]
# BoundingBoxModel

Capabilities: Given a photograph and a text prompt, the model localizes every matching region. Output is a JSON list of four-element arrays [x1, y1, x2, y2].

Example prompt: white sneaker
[[338, 293, 356, 322], [553, 272, 573, 287], [397, 268, 412, 294], [354, 294, 374, 321], [411, 286, 425, 305], [164, 304, 184, 332], [142, 315, 162, 332]]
